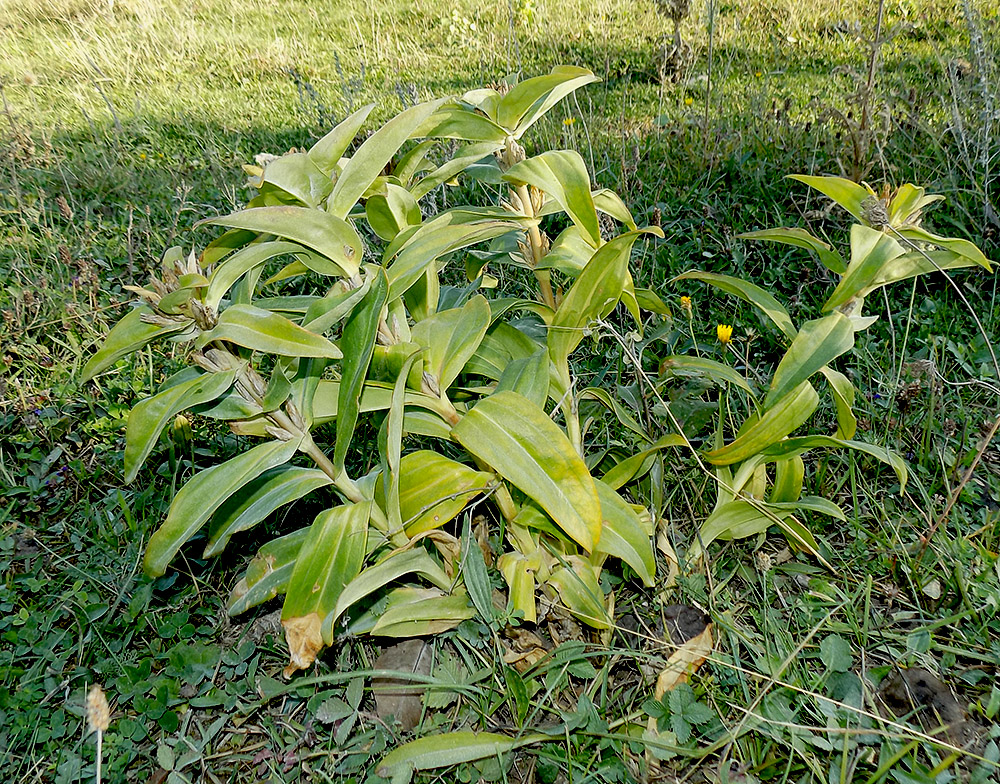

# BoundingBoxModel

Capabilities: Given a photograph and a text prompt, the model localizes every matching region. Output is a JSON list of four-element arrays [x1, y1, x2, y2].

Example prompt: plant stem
[[515, 182, 556, 309]]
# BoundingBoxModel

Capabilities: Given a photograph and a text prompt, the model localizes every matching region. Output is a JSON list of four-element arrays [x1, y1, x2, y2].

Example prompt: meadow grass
[[1, 0, 998, 781]]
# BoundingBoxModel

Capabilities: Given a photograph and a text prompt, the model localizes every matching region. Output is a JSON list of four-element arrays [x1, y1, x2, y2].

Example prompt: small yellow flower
[[717, 324, 733, 344], [680, 295, 693, 316], [563, 117, 576, 126], [754, 70, 763, 78], [139, 152, 147, 160], [684, 96, 693, 106]]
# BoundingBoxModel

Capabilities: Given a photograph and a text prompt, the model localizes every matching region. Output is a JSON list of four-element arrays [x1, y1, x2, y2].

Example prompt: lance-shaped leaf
[[258, 152, 334, 207], [204, 466, 332, 557], [823, 225, 905, 312], [124, 369, 237, 482], [592, 188, 638, 230], [498, 551, 538, 623], [307, 103, 375, 173], [770, 456, 805, 503], [703, 381, 819, 466], [326, 98, 445, 218], [81, 306, 192, 382], [282, 501, 372, 675], [496, 65, 599, 137], [370, 588, 475, 637], [413, 101, 509, 143], [411, 295, 491, 391], [198, 206, 362, 278], [886, 183, 945, 226], [580, 386, 654, 441], [205, 240, 305, 310], [366, 183, 422, 241], [332, 549, 453, 633], [673, 270, 796, 340], [144, 438, 301, 576], [494, 348, 549, 407], [863, 248, 991, 295], [549, 231, 654, 370], [546, 556, 609, 628], [377, 731, 547, 779], [196, 304, 342, 358], [660, 355, 756, 396], [465, 322, 542, 380], [335, 269, 388, 474], [228, 527, 310, 615], [380, 351, 423, 539], [602, 434, 689, 490], [695, 500, 825, 564], [788, 175, 876, 224], [410, 141, 504, 199], [593, 479, 655, 586], [453, 391, 601, 551], [375, 451, 494, 536], [739, 227, 847, 275], [761, 435, 908, 490], [765, 313, 854, 407], [819, 367, 857, 439], [505, 151, 600, 247]]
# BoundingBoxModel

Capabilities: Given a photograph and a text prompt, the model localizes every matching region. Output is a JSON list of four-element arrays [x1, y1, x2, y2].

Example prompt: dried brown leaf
[[282, 613, 323, 678]]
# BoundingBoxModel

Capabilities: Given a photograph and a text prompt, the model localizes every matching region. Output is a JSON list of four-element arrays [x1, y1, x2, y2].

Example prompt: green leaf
[[601, 434, 688, 490], [592, 188, 638, 230], [205, 241, 305, 309], [703, 381, 819, 466], [144, 439, 300, 577], [204, 466, 332, 557], [788, 175, 875, 224], [660, 355, 756, 396], [819, 367, 857, 440], [760, 435, 908, 491], [739, 227, 847, 275], [823, 225, 905, 312], [377, 731, 546, 780], [579, 387, 651, 441], [307, 103, 375, 173], [411, 295, 491, 390], [673, 270, 796, 340], [380, 351, 423, 538], [366, 183, 422, 241], [198, 206, 362, 278], [333, 549, 453, 631], [494, 349, 550, 408], [302, 277, 372, 333], [593, 480, 655, 586], [327, 98, 445, 218], [81, 306, 192, 382], [335, 269, 389, 474], [819, 635, 853, 673], [698, 500, 782, 549], [464, 322, 542, 380], [546, 556, 609, 628], [258, 152, 334, 207], [496, 65, 599, 137], [505, 150, 600, 247], [124, 369, 237, 482], [282, 501, 372, 645], [461, 516, 496, 627], [886, 183, 944, 226], [765, 313, 855, 407], [414, 102, 509, 143], [197, 304, 343, 358], [370, 588, 475, 637], [231, 531, 307, 611], [410, 141, 506, 199], [453, 391, 601, 551], [549, 231, 654, 369], [769, 456, 805, 503], [864, 248, 988, 295]]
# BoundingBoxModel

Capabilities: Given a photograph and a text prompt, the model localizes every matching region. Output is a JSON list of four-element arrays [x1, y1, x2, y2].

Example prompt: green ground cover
[[1, 0, 998, 781]]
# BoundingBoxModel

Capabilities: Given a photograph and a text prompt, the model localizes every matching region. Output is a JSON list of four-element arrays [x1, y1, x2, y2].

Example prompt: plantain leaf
[[769, 456, 805, 503], [823, 225, 905, 312], [452, 391, 601, 551], [505, 150, 601, 247], [739, 227, 847, 275], [410, 141, 504, 199], [580, 387, 654, 442], [198, 206, 362, 278], [227, 527, 310, 615], [374, 451, 494, 536], [761, 435, 908, 490], [765, 313, 855, 407], [369, 588, 475, 637], [788, 174, 875, 224], [496, 65, 599, 138], [593, 479, 655, 586], [703, 381, 819, 466], [307, 103, 375, 173], [197, 304, 343, 358], [546, 556, 609, 628], [258, 152, 334, 207], [124, 369, 237, 482], [659, 355, 756, 396], [205, 240, 305, 310], [818, 367, 857, 439], [335, 269, 389, 474], [204, 466, 332, 557], [601, 433, 688, 490], [144, 438, 301, 576], [380, 351, 423, 538], [863, 248, 989, 295], [592, 188, 638, 230], [464, 322, 542, 380], [366, 183, 422, 241], [332, 549, 453, 631], [327, 99, 445, 218], [282, 502, 372, 654], [673, 270, 796, 340], [81, 306, 193, 382], [413, 102, 509, 143], [377, 731, 547, 779], [698, 500, 782, 549], [411, 295, 491, 391], [494, 348, 549, 407]]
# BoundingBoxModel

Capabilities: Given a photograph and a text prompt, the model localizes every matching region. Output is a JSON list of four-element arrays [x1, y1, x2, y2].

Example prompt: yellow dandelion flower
[[139, 153, 147, 160], [717, 324, 733, 344], [680, 295, 693, 316], [754, 70, 763, 78], [684, 96, 694, 106], [563, 117, 576, 126]]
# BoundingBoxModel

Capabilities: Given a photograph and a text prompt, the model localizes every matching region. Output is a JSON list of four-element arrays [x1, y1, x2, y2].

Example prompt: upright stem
[[514, 183, 556, 309]]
